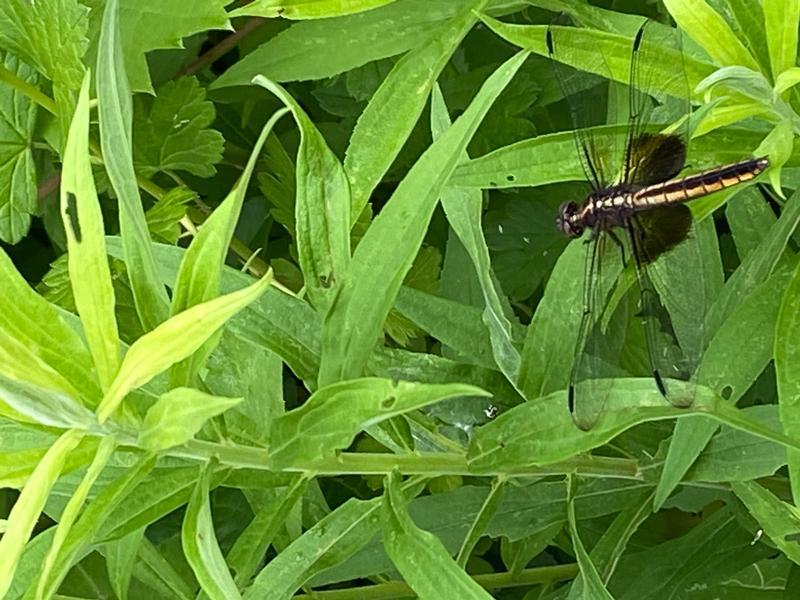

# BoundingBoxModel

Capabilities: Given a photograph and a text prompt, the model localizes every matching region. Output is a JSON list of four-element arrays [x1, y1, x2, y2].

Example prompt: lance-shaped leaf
[[138, 388, 242, 451], [96, 270, 273, 422], [731, 480, 800, 565], [253, 77, 350, 311], [430, 85, 520, 384], [230, 0, 395, 19], [344, 0, 485, 215], [182, 465, 241, 600], [168, 108, 288, 387], [61, 71, 120, 392], [0, 248, 99, 400], [318, 51, 529, 386], [468, 379, 800, 472], [382, 471, 492, 599], [0, 430, 82, 599], [269, 378, 487, 467], [777, 259, 800, 502], [97, 0, 170, 330], [663, 0, 759, 69]]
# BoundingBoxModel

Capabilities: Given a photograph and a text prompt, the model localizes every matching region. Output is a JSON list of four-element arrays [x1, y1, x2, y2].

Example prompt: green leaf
[[253, 77, 351, 311], [105, 527, 145, 600], [0, 52, 37, 243], [231, 0, 396, 19], [0, 0, 87, 130], [168, 109, 287, 387], [608, 507, 772, 597], [706, 189, 800, 337], [732, 480, 800, 565], [393, 287, 498, 368], [106, 237, 323, 383], [518, 240, 584, 400], [755, 120, 793, 195], [0, 248, 99, 400], [775, 66, 800, 95], [455, 477, 506, 568], [695, 66, 773, 105], [0, 430, 82, 599], [467, 379, 800, 472], [565, 477, 614, 600], [344, 0, 484, 214], [130, 536, 195, 600], [479, 14, 715, 94], [382, 471, 492, 599], [244, 497, 382, 599], [211, 0, 466, 88], [664, 0, 760, 70], [84, 0, 230, 93], [687, 406, 786, 482], [777, 258, 800, 503], [452, 126, 774, 190], [318, 51, 528, 386], [764, 0, 800, 80], [431, 85, 520, 383], [98, 464, 229, 541], [182, 465, 242, 600], [227, 475, 308, 586], [567, 489, 653, 598], [270, 378, 487, 467], [96, 269, 273, 422], [0, 374, 95, 430], [726, 187, 777, 261], [35, 436, 116, 599], [132, 77, 224, 178], [145, 187, 193, 245], [61, 71, 121, 393], [138, 388, 242, 451], [307, 479, 640, 586], [97, 0, 171, 331]]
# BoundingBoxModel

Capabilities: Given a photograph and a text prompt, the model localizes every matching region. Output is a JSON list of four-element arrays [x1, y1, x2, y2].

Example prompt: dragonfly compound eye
[[556, 201, 583, 237]]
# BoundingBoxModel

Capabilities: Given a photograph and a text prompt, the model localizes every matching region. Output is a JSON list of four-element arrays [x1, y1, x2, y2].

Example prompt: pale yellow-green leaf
[[61, 71, 120, 392], [97, 270, 273, 422]]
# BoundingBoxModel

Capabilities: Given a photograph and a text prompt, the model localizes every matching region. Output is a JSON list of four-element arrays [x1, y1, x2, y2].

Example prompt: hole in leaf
[[721, 385, 733, 400], [381, 396, 396, 409]]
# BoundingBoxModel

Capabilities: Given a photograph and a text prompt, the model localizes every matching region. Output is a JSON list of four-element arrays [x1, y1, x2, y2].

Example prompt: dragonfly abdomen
[[633, 157, 769, 208]]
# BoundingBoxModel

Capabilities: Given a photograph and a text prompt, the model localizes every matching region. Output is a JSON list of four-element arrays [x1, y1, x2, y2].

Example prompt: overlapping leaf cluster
[[1, 0, 800, 598]]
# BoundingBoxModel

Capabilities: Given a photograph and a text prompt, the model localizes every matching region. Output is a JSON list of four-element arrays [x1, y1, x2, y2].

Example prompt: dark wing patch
[[634, 204, 692, 263], [627, 133, 687, 186]]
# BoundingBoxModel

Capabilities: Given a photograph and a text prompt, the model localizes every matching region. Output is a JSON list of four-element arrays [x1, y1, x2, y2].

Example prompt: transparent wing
[[570, 232, 628, 430], [624, 20, 690, 186], [546, 14, 628, 190], [628, 209, 699, 409]]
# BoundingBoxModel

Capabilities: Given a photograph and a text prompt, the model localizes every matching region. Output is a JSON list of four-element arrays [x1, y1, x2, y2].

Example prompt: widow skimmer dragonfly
[[546, 18, 769, 430]]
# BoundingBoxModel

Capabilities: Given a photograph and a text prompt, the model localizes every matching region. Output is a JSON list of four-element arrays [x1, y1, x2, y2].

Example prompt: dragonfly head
[[556, 201, 583, 237]]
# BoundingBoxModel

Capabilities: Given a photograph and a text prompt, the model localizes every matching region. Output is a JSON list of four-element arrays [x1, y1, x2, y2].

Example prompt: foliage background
[[1, 0, 800, 598]]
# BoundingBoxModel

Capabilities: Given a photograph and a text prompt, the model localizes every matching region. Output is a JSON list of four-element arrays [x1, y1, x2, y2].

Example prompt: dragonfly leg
[[606, 229, 627, 264]]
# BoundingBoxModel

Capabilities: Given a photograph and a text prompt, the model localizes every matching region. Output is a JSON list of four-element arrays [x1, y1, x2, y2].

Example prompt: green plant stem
[[176, 440, 641, 478], [294, 564, 579, 599], [0, 63, 57, 115]]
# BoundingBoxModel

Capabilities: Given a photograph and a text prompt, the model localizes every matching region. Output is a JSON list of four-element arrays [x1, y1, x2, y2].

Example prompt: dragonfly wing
[[570, 232, 628, 430], [624, 20, 690, 186], [626, 217, 697, 408], [546, 14, 629, 190]]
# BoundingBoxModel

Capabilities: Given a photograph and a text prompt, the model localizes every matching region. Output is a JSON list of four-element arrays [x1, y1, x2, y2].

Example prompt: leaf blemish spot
[[65, 192, 82, 242], [381, 396, 396, 410]]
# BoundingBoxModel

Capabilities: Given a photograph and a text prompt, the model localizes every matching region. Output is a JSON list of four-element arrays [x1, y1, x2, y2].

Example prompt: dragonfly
[[546, 17, 769, 430]]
